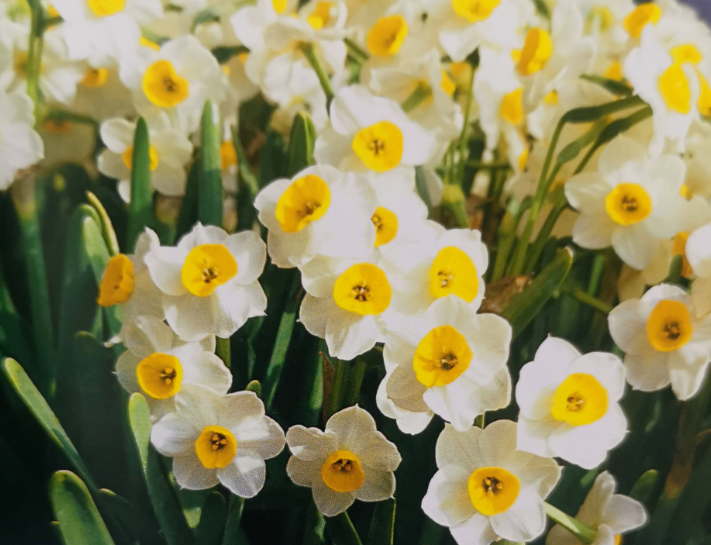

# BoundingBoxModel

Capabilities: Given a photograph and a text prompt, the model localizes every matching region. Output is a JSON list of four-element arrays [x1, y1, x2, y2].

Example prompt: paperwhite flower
[[546, 471, 647, 545], [422, 420, 561, 545], [0, 90, 44, 190], [314, 85, 436, 175], [565, 135, 687, 270], [98, 115, 193, 201], [71, 65, 135, 121], [144, 223, 267, 341], [151, 387, 285, 497], [115, 316, 230, 421], [578, 0, 635, 56], [609, 284, 711, 400], [255, 164, 377, 269], [39, 117, 95, 170], [515, 337, 628, 470], [380, 296, 511, 432], [687, 221, 711, 316], [229, 0, 298, 53], [285, 405, 401, 517]]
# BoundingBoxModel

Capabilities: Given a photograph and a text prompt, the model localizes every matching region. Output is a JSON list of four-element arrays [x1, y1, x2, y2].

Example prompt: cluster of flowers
[[4, 0, 711, 543]]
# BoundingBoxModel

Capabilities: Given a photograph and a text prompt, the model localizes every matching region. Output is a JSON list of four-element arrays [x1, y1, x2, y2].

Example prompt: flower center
[[428, 246, 479, 303], [516, 28, 552, 76], [333, 263, 392, 315], [136, 353, 183, 399], [142, 60, 190, 109], [413, 325, 472, 387], [307, 1, 335, 30], [604, 183, 652, 226], [551, 373, 609, 426], [122, 145, 160, 171], [659, 63, 692, 114], [275, 174, 331, 233], [371, 206, 399, 247], [451, 0, 500, 23], [623, 4, 661, 38], [366, 15, 409, 57], [181, 244, 238, 297], [352, 121, 404, 172], [646, 299, 693, 352], [97, 254, 135, 307], [81, 67, 109, 88], [88, 0, 125, 17], [195, 425, 237, 469], [500, 88, 524, 125], [320, 450, 365, 493], [467, 467, 520, 516]]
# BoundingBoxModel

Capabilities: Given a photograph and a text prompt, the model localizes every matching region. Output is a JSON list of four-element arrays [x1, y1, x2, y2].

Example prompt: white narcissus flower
[[380, 296, 512, 433], [515, 337, 628, 470], [687, 222, 711, 316], [314, 85, 436, 175], [98, 115, 193, 201], [285, 405, 401, 517], [144, 223, 267, 341], [565, 135, 687, 270], [546, 471, 647, 545], [96, 229, 164, 342], [0, 91, 44, 190], [609, 284, 711, 400], [254, 164, 377, 269], [115, 316, 230, 421], [151, 387, 285, 498], [422, 420, 561, 545]]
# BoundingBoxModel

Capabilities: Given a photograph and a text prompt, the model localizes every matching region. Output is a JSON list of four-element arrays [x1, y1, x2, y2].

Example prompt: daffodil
[[609, 283, 711, 400], [254, 164, 377, 269], [144, 222, 267, 341], [151, 387, 285, 497], [115, 316, 230, 421], [285, 405, 401, 517], [0, 90, 44, 190], [687, 221, 711, 316], [579, 0, 635, 56], [380, 296, 512, 432], [71, 64, 135, 121], [515, 337, 628, 470], [422, 420, 561, 545], [565, 135, 688, 270]]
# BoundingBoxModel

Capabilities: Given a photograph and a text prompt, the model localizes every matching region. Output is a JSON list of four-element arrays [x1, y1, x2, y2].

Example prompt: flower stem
[[25, 0, 46, 117], [455, 66, 475, 186], [326, 512, 363, 545], [401, 84, 432, 113], [301, 42, 334, 106], [221, 495, 245, 545], [544, 503, 596, 544], [560, 286, 613, 314], [344, 38, 369, 61]]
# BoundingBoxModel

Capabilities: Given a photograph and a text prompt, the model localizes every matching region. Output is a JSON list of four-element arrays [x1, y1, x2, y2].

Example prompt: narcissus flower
[[254, 164, 377, 269], [546, 471, 647, 545], [314, 85, 435, 174], [144, 223, 267, 341], [380, 296, 511, 432], [609, 284, 711, 400], [285, 405, 401, 517], [115, 316, 230, 421], [422, 420, 561, 545], [151, 387, 285, 497], [687, 222, 711, 316], [0, 91, 44, 190], [515, 337, 628, 469], [565, 135, 687, 270]]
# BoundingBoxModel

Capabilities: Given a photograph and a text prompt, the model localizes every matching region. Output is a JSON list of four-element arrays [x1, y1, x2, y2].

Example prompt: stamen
[[297, 201, 320, 218], [438, 352, 458, 371], [159, 367, 177, 385], [202, 266, 220, 283], [352, 284, 371, 302], [438, 270, 453, 287], [621, 195, 638, 211], [210, 433, 228, 451], [368, 139, 386, 156], [566, 392, 585, 412], [332, 458, 354, 472], [482, 476, 503, 497], [664, 322, 681, 340]]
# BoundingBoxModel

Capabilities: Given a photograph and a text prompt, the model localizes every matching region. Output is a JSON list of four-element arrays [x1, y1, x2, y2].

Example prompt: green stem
[[326, 512, 363, 545], [523, 189, 567, 274], [344, 38, 369, 61], [301, 42, 334, 106], [544, 503, 596, 545], [664, 255, 683, 285], [474, 414, 485, 429], [43, 108, 98, 127], [401, 84, 433, 113], [25, 0, 46, 114], [216, 337, 231, 369], [342, 359, 367, 408], [221, 495, 246, 545], [560, 286, 613, 314], [492, 197, 530, 281], [326, 357, 348, 419], [445, 198, 469, 228], [455, 67, 475, 186]]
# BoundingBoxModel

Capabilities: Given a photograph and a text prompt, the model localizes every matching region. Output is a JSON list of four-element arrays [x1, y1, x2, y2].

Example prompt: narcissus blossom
[[285, 405, 401, 517], [145, 223, 267, 341], [0, 90, 44, 190], [151, 387, 285, 497], [686, 222, 711, 316], [422, 420, 561, 545], [609, 284, 711, 400], [515, 337, 628, 469]]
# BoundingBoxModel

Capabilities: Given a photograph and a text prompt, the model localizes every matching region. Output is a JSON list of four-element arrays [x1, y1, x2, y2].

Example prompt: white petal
[[325, 312, 379, 361], [182, 351, 232, 394], [421, 465, 475, 528], [612, 223, 660, 270], [145, 246, 187, 295], [355, 468, 395, 502], [450, 513, 497, 545], [233, 417, 286, 460], [217, 452, 266, 498], [286, 425, 337, 461], [172, 454, 219, 490], [286, 456, 322, 487], [565, 173, 609, 216], [624, 352, 671, 392], [225, 231, 267, 285], [598, 136, 647, 176], [312, 478, 356, 517], [602, 495, 647, 534], [150, 412, 198, 457], [435, 424, 485, 472], [687, 223, 711, 278], [490, 488, 546, 542], [569, 352, 626, 402], [608, 299, 650, 355]]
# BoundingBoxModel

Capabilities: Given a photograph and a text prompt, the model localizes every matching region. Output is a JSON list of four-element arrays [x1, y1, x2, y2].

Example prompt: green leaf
[[127, 117, 154, 251], [580, 74, 633, 96], [199, 101, 223, 227], [326, 512, 363, 545], [128, 393, 195, 545], [288, 112, 317, 176], [232, 127, 260, 232], [630, 470, 658, 504], [0, 256, 34, 366], [196, 492, 227, 545], [1, 358, 97, 492], [49, 471, 115, 545], [86, 191, 120, 257], [176, 161, 200, 242], [502, 247, 574, 339], [414, 166, 432, 211], [259, 129, 286, 188], [221, 495, 247, 545], [544, 503, 596, 545], [367, 499, 395, 545], [299, 340, 325, 427]]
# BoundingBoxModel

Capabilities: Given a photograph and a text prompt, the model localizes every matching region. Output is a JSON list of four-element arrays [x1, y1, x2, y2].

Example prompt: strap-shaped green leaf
[[367, 499, 395, 545], [127, 117, 154, 251], [199, 101, 223, 227], [288, 112, 317, 177], [196, 492, 227, 545]]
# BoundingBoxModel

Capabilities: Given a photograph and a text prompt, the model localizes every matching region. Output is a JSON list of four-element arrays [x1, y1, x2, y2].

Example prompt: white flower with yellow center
[[687, 221, 711, 316], [285, 405, 401, 517], [609, 284, 711, 400], [51, 0, 162, 66], [380, 296, 512, 432], [546, 471, 647, 545], [565, 135, 687, 270], [436, 0, 534, 63], [120, 36, 227, 133], [115, 316, 230, 421], [230, 0, 297, 54], [314, 85, 436, 175], [39, 117, 95, 171], [515, 337, 627, 470], [255, 165, 377, 269], [97, 116, 193, 201], [422, 420, 561, 545], [151, 387, 285, 497], [383, 227, 488, 315], [578, 0, 634, 56], [624, 26, 700, 155], [72, 65, 135, 121], [144, 223, 267, 341], [0, 90, 44, 190], [96, 229, 164, 342]]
